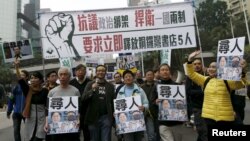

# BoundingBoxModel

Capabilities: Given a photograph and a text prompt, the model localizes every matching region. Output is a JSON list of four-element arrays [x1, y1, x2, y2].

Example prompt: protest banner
[[39, 3, 196, 59]]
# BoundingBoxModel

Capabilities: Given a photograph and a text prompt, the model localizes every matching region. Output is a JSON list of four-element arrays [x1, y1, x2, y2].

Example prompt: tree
[[196, 0, 229, 32], [0, 44, 14, 92], [196, 0, 231, 51], [231, 12, 250, 45]]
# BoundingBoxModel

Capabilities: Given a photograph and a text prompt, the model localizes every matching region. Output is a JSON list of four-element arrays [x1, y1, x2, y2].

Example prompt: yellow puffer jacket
[[186, 63, 245, 121]]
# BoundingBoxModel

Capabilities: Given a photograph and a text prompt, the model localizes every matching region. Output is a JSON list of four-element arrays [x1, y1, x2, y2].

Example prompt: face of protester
[[124, 73, 134, 86], [52, 112, 61, 123], [159, 65, 171, 80], [76, 67, 86, 80], [162, 100, 170, 110], [13, 46, 21, 56], [136, 71, 142, 79], [145, 71, 154, 82], [219, 57, 227, 68], [207, 62, 217, 77], [58, 69, 70, 86], [154, 71, 160, 80], [119, 113, 127, 123], [48, 73, 58, 84], [20, 72, 28, 80], [193, 59, 202, 72], [30, 75, 42, 86], [96, 66, 106, 79], [240, 59, 247, 69], [114, 74, 122, 83]]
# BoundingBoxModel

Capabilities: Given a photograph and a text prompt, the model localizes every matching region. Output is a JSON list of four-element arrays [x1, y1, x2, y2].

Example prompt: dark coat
[[82, 80, 115, 125]]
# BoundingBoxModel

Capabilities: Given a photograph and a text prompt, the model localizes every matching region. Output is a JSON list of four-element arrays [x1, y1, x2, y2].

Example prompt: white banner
[[157, 85, 187, 121], [39, 3, 196, 59]]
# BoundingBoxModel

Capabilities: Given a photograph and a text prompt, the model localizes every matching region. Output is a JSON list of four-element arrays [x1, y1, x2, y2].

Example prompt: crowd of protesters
[[5, 50, 250, 141]]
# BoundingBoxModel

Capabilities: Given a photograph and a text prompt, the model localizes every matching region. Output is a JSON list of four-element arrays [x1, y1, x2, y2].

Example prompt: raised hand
[[45, 13, 80, 58], [188, 50, 201, 62]]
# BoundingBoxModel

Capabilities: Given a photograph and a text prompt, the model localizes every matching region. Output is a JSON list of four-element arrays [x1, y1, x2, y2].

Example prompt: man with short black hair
[[70, 64, 91, 141], [82, 65, 115, 141]]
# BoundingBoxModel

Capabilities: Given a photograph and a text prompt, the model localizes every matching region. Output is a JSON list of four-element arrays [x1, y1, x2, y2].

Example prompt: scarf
[[22, 86, 42, 118]]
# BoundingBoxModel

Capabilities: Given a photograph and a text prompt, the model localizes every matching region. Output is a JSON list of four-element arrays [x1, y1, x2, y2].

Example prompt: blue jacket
[[7, 84, 25, 114]]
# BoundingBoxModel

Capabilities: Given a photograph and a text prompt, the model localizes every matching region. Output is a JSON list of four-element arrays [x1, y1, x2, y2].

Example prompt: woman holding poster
[[116, 70, 149, 141], [14, 58, 48, 141], [186, 50, 247, 141]]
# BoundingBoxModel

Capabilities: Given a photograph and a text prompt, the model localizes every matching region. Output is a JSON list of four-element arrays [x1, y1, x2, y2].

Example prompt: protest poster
[[1, 39, 33, 63], [114, 95, 146, 134], [39, 3, 196, 59], [217, 37, 245, 81], [157, 85, 188, 121], [48, 96, 79, 134], [116, 54, 137, 74]]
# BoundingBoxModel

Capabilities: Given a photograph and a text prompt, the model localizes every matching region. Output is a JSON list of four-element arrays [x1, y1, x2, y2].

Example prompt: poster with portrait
[[114, 95, 146, 134], [48, 96, 79, 135], [157, 85, 188, 121], [217, 37, 245, 81], [116, 54, 138, 75], [0, 39, 33, 63]]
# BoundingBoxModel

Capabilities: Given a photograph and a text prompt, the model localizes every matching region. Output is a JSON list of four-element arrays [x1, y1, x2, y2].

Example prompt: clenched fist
[[45, 13, 80, 59]]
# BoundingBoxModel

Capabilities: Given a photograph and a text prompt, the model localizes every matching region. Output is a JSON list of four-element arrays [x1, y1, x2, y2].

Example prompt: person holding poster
[[82, 65, 115, 141], [14, 58, 48, 141], [7, 69, 29, 141], [44, 67, 80, 141], [186, 50, 247, 140], [151, 64, 183, 141], [116, 70, 149, 141]]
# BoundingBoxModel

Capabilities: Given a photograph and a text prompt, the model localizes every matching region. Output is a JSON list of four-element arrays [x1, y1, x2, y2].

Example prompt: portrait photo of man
[[1, 39, 33, 63]]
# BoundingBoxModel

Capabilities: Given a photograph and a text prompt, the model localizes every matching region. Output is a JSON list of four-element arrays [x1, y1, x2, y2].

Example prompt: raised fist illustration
[[45, 13, 80, 59]]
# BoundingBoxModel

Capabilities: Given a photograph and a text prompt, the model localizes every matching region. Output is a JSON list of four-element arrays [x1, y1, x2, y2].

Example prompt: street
[[1, 99, 250, 141]]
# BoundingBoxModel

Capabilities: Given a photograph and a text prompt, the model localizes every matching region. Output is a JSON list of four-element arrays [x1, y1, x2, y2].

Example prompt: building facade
[[0, 0, 17, 42], [226, 0, 250, 17]]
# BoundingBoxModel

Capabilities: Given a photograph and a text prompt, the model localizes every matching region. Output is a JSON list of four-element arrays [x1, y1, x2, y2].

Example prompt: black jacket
[[141, 81, 157, 118], [82, 80, 115, 125], [185, 77, 204, 109], [150, 79, 183, 126]]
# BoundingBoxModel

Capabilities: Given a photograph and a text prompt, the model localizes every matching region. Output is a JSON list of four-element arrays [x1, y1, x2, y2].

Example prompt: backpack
[[203, 77, 230, 93]]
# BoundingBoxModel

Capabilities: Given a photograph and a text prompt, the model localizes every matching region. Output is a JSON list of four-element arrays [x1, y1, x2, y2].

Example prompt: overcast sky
[[40, 0, 184, 11]]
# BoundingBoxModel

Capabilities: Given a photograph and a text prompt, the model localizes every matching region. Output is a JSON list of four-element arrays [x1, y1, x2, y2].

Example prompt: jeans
[[50, 133, 79, 141], [123, 131, 144, 141], [145, 117, 156, 141], [12, 113, 23, 141], [88, 114, 112, 141], [159, 125, 182, 141], [193, 108, 207, 141]]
